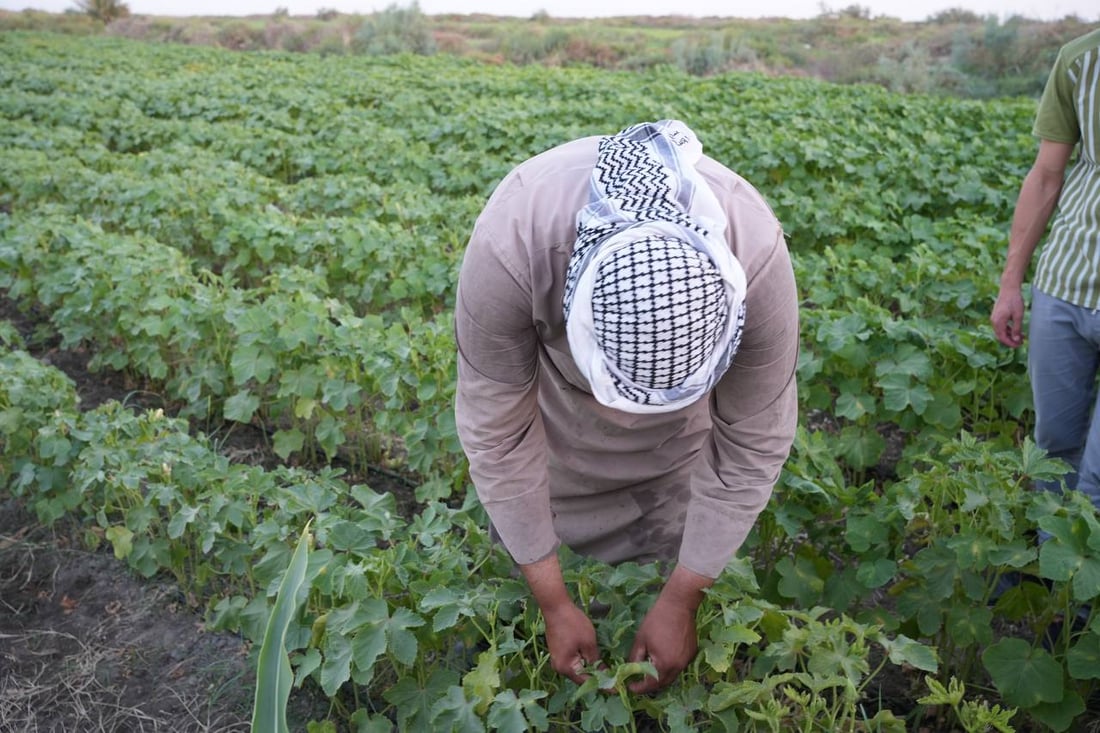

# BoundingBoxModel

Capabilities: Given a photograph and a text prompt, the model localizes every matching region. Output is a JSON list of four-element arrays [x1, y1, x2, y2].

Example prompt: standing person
[[991, 29, 1100, 507], [454, 120, 799, 694]]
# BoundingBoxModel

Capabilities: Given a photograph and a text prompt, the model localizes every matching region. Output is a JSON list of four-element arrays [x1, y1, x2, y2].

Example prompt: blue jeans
[[1028, 288, 1100, 507]]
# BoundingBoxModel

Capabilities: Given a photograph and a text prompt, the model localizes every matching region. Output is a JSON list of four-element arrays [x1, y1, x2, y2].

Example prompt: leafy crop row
[[1, 31, 1098, 731]]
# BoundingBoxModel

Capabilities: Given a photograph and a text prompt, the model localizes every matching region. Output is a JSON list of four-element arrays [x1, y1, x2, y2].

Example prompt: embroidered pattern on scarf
[[563, 119, 747, 413]]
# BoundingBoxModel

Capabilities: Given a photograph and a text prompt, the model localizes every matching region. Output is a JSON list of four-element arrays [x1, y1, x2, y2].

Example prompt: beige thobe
[[454, 135, 799, 579]]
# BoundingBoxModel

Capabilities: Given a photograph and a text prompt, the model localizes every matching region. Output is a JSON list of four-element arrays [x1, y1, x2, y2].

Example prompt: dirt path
[[0, 293, 402, 731], [0, 501, 254, 733], [0, 296, 261, 732]]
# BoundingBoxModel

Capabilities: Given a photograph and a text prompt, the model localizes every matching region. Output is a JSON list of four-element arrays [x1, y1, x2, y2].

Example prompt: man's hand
[[991, 287, 1026, 348], [519, 552, 602, 686], [542, 601, 601, 685], [990, 139, 1074, 349], [627, 565, 711, 694]]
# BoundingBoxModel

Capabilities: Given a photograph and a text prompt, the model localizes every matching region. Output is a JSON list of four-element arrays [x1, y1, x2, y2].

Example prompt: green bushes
[[73, 0, 129, 24], [352, 2, 436, 56]]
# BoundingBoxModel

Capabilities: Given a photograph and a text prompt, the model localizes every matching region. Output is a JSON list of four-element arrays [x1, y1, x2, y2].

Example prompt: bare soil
[[0, 501, 254, 733], [0, 296, 342, 732]]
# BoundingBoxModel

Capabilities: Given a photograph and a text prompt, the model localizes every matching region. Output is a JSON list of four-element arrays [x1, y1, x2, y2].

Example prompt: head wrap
[[563, 120, 747, 413]]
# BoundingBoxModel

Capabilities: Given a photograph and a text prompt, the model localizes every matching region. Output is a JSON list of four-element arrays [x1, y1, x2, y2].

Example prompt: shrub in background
[[352, 2, 436, 56], [72, 0, 128, 23]]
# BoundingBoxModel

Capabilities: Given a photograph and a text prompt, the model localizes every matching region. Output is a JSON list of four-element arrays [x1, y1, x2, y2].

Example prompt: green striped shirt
[[1034, 29, 1100, 308]]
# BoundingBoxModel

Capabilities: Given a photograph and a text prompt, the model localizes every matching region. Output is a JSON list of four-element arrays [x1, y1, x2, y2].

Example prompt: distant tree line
[[8, 0, 1094, 98]]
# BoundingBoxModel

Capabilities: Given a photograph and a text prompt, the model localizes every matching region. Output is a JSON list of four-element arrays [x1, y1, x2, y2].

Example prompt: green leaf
[[946, 605, 993, 646], [856, 558, 896, 589], [223, 390, 260, 422], [167, 505, 199, 540], [1019, 438, 1072, 480], [350, 622, 387, 684], [874, 344, 932, 380], [579, 695, 631, 730], [294, 397, 317, 420], [462, 648, 501, 715], [230, 343, 275, 384], [419, 587, 466, 632], [325, 519, 383, 554], [315, 415, 346, 459], [775, 555, 825, 606], [0, 406, 24, 435], [386, 607, 425, 666], [837, 424, 886, 470], [917, 675, 964, 706], [946, 532, 996, 570], [835, 391, 875, 420], [348, 710, 395, 733], [988, 541, 1037, 569], [487, 689, 549, 733], [320, 631, 354, 697], [384, 670, 460, 731], [982, 638, 1063, 707], [880, 634, 938, 673], [251, 521, 312, 733], [273, 428, 305, 460], [878, 372, 933, 414], [293, 647, 322, 687], [430, 686, 485, 733], [922, 392, 962, 430], [1029, 689, 1085, 733], [105, 525, 133, 560], [816, 314, 871, 352], [1038, 528, 1100, 602], [702, 625, 761, 674], [709, 679, 766, 711], [1066, 632, 1100, 680], [281, 310, 321, 348], [846, 513, 889, 553]]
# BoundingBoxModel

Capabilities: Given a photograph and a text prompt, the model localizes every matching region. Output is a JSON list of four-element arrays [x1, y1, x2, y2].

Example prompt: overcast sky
[[1, 0, 1096, 22]]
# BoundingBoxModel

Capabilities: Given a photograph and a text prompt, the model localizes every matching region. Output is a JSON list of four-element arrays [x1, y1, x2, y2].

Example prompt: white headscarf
[[563, 120, 747, 414]]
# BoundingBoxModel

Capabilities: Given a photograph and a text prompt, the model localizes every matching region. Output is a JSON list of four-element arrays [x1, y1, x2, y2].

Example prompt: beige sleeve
[[680, 228, 800, 577], [453, 219, 559, 566]]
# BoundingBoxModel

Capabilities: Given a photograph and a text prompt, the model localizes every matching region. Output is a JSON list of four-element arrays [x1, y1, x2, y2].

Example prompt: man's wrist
[[520, 552, 574, 613], [660, 565, 713, 613]]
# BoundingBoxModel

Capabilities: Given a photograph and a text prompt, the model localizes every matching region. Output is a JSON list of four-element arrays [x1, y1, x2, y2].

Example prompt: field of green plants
[[2, 29, 1098, 732]]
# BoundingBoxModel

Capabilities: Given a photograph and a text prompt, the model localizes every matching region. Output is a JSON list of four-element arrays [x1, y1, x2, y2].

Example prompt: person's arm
[[520, 552, 601, 686], [626, 564, 711, 694], [990, 140, 1074, 347], [680, 227, 800, 578], [455, 219, 557, 564], [629, 226, 800, 694], [455, 214, 604, 684]]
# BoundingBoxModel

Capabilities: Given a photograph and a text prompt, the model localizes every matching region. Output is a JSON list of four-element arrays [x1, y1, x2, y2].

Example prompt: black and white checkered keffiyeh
[[563, 120, 747, 413]]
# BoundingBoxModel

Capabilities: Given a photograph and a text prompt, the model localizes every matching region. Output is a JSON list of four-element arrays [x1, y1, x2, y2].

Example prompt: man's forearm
[[660, 564, 713, 613], [1001, 140, 1073, 289], [519, 551, 573, 613], [1002, 168, 1062, 288]]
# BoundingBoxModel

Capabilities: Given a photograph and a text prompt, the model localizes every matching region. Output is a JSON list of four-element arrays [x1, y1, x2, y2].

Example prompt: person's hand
[[991, 286, 1026, 348], [542, 601, 601, 685], [626, 590, 699, 694]]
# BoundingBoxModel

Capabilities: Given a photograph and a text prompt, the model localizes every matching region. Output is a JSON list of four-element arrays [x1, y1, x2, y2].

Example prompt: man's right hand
[[991, 286, 1026, 348], [519, 551, 602, 686], [542, 601, 601, 685]]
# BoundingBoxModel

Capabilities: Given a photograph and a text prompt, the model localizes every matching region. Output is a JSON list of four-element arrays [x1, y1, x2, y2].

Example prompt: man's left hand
[[627, 594, 698, 694], [626, 564, 710, 694]]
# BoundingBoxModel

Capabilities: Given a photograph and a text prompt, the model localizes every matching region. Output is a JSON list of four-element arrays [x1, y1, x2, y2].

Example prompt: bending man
[[455, 120, 799, 694]]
